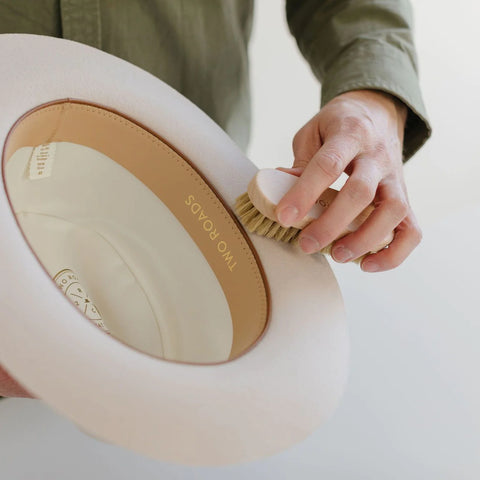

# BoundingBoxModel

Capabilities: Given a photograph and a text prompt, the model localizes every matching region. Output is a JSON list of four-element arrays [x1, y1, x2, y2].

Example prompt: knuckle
[[413, 225, 423, 244], [346, 177, 376, 204], [342, 115, 364, 134], [387, 197, 409, 219], [373, 140, 388, 157], [341, 114, 373, 140], [313, 149, 344, 178]]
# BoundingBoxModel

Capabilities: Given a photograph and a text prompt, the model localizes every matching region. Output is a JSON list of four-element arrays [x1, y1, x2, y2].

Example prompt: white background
[[1, 0, 479, 478]]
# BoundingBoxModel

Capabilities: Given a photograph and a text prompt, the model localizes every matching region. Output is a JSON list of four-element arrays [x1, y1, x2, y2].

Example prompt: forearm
[[285, 0, 432, 162]]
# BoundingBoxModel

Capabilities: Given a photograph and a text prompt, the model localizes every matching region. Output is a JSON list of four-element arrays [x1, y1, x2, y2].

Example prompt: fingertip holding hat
[[0, 34, 349, 466]]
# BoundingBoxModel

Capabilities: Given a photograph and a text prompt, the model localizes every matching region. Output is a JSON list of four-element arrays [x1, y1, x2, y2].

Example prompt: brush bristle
[[234, 192, 300, 242], [234, 191, 366, 265]]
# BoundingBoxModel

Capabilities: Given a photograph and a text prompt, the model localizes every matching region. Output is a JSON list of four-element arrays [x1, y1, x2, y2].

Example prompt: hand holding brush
[[235, 167, 393, 265], [235, 90, 424, 272]]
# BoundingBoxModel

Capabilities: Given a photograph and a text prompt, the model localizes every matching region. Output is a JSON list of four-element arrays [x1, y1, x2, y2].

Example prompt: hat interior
[[1, 98, 270, 365]]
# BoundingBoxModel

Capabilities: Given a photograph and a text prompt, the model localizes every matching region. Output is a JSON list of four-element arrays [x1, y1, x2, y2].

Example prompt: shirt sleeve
[[285, 0, 432, 163]]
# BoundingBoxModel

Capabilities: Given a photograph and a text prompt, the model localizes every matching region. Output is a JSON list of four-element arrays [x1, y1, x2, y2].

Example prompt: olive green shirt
[[0, 0, 431, 162]]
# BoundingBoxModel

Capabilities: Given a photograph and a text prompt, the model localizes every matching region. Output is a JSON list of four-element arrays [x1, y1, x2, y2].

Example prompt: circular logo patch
[[53, 268, 110, 334]]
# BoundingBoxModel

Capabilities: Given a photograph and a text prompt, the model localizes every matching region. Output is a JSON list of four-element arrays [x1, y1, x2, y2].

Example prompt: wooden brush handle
[[247, 168, 393, 253]]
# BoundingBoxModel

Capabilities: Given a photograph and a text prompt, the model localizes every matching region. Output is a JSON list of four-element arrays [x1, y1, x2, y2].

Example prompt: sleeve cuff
[[318, 40, 432, 163]]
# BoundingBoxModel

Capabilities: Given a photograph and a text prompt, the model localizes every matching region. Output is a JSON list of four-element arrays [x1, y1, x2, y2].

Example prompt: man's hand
[[275, 89, 423, 272], [0, 363, 34, 398]]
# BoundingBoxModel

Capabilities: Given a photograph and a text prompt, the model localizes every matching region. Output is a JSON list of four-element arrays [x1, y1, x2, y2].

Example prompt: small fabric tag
[[53, 268, 110, 334], [28, 143, 56, 180]]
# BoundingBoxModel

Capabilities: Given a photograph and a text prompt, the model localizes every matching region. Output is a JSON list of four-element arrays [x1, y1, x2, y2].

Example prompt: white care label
[[28, 142, 56, 180]]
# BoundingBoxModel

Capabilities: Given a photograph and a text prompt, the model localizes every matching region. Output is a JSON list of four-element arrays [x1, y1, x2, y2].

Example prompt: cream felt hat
[[0, 33, 348, 466]]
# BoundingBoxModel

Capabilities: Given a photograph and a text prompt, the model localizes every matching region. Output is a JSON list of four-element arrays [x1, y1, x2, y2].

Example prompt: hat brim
[[0, 33, 348, 466]]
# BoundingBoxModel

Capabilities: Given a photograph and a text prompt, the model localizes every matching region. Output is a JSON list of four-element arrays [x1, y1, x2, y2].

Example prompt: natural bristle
[[234, 191, 367, 265], [234, 192, 301, 243]]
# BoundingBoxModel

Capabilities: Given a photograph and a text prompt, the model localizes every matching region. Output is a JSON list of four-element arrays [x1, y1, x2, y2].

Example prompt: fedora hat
[[0, 33, 348, 466]]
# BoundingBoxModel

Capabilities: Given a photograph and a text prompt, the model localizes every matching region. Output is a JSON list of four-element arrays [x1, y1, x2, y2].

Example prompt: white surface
[[1, 0, 479, 477]]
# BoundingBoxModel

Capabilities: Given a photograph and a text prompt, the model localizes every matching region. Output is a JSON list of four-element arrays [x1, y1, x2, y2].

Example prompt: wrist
[[337, 89, 407, 127], [380, 91, 408, 128]]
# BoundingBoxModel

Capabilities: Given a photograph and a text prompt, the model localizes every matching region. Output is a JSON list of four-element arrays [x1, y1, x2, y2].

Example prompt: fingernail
[[362, 261, 379, 272], [299, 235, 319, 254], [277, 205, 298, 227], [332, 245, 353, 263]]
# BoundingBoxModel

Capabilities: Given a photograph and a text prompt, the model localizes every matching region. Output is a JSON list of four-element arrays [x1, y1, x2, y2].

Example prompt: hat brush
[[234, 168, 394, 264]]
